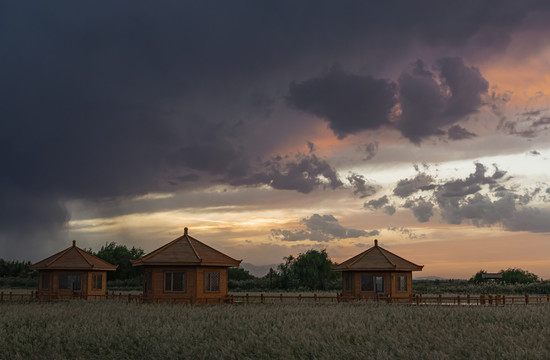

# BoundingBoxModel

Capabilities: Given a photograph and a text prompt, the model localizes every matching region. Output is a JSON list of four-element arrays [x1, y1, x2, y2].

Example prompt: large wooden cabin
[[131, 227, 241, 304], [334, 239, 423, 300], [30, 240, 117, 300]]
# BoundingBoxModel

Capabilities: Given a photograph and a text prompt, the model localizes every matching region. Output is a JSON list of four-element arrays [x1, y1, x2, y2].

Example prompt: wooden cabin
[[131, 227, 241, 304], [334, 239, 423, 300], [30, 240, 117, 300]]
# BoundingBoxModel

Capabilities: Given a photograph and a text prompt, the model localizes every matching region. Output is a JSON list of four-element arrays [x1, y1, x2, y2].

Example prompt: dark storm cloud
[[363, 142, 379, 161], [447, 125, 477, 140], [271, 214, 378, 242], [396, 58, 489, 143], [232, 154, 343, 194], [384, 163, 550, 233], [498, 112, 550, 138], [347, 173, 378, 199], [364, 195, 389, 210], [287, 65, 397, 139], [403, 197, 435, 223], [2, 0, 550, 257], [288, 57, 489, 143], [393, 173, 434, 198], [386, 226, 424, 240]]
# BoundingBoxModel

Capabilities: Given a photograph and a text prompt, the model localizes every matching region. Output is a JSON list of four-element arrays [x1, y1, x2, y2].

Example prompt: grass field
[[2, 302, 550, 359]]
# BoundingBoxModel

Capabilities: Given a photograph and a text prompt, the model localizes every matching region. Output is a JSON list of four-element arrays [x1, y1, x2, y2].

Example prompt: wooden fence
[[0, 291, 142, 303], [2, 291, 550, 306]]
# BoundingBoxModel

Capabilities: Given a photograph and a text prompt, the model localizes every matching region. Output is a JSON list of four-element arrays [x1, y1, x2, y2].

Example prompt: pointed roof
[[132, 227, 241, 267], [334, 239, 423, 272], [30, 240, 118, 271]]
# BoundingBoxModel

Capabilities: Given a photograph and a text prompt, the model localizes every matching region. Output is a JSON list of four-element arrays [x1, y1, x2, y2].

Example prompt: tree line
[[1, 243, 546, 292]]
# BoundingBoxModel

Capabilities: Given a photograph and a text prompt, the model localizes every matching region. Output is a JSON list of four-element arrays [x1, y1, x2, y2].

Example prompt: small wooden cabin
[[132, 227, 241, 304], [334, 239, 423, 300], [30, 240, 117, 300]]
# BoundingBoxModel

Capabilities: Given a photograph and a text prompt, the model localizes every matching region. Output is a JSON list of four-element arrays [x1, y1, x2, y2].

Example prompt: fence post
[[337, 293, 340, 303], [246, 293, 249, 304], [298, 294, 302, 302], [314, 294, 317, 303], [502, 295, 506, 305], [1, 291, 3, 303], [467, 294, 470, 304], [525, 294, 529, 305], [280, 293, 283, 302], [547, 294, 549, 303], [480, 294, 485, 305], [9, 292, 13, 301], [416, 294, 420, 305], [457, 295, 461, 305], [438, 294, 442, 304], [261, 293, 264, 304]]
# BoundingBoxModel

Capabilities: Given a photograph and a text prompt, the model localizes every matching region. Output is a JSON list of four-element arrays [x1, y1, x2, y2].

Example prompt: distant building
[[481, 273, 503, 281], [30, 240, 117, 300], [131, 227, 241, 304], [334, 239, 423, 300]]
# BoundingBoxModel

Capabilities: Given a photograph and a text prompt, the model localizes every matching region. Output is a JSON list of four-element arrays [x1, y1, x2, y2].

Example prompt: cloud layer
[[2, 1, 550, 257], [271, 214, 378, 242]]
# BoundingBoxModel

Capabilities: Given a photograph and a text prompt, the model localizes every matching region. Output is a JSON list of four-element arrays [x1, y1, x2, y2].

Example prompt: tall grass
[[2, 302, 550, 359]]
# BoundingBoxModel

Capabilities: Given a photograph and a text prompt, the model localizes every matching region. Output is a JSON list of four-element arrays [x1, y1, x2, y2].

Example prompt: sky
[[2, 1, 550, 279]]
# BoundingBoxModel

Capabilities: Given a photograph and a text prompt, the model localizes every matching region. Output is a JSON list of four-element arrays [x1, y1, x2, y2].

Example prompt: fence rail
[[2, 291, 550, 306]]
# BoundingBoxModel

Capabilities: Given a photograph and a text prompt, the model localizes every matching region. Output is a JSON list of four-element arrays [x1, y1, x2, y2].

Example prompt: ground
[[1, 301, 550, 359]]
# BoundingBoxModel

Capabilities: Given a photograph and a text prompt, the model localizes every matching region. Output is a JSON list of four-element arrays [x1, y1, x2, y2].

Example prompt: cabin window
[[345, 274, 353, 293], [40, 272, 49, 290], [205, 272, 220, 292], [58, 274, 82, 291], [164, 271, 185, 292], [92, 274, 103, 290], [361, 276, 374, 291], [397, 275, 407, 292]]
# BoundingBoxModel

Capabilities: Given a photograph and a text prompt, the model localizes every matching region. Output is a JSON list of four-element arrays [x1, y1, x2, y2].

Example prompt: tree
[[500, 268, 538, 284], [0, 259, 32, 277], [91, 242, 145, 281], [469, 269, 487, 284], [228, 267, 256, 281], [277, 249, 339, 290]]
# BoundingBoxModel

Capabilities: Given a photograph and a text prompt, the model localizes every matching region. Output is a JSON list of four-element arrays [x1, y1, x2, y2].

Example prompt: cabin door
[[375, 276, 384, 294], [72, 275, 82, 292]]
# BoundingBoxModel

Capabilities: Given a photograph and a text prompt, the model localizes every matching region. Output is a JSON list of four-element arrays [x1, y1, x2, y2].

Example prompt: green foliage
[[469, 269, 487, 284], [413, 279, 550, 295], [90, 242, 145, 281], [469, 268, 539, 285], [0, 276, 38, 289], [228, 267, 255, 281], [0, 259, 32, 278], [228, 250, 341, 292], [276, 249, 340, 290], [500, 268, 539, 284]]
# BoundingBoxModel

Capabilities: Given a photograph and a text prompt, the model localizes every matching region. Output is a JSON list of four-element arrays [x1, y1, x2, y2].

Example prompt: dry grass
[[1, 301, 550, 359]]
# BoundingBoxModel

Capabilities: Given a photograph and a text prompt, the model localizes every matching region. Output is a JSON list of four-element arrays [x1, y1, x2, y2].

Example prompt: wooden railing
[[2, 291, 550, 306], [231, 293, 339, 304], [385, 293, 550, 306], [0, 291, 143, 303]]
